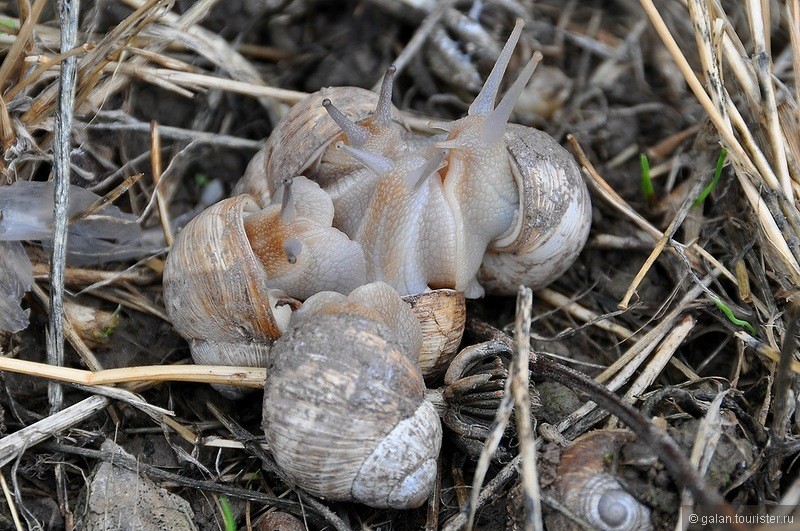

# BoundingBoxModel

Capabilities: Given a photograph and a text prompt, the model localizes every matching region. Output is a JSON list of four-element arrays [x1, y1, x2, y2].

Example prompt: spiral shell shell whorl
[[163, 177, 368, 397], [477, 124, 591, 294], [163, 195, 291, 397], [261, 283, 442, 509], [551, 430, 653, 530], [237, 86, 380, 206]]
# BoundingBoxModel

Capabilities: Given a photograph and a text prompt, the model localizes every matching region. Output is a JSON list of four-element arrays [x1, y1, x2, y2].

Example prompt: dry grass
[[0, 0, 799, 529]]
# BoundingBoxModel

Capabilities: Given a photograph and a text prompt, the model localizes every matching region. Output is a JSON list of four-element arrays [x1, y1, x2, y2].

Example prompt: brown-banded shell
[[478, 124, 592, 294], [402, 289, 466, 381], [262, 283, 442, 509], [163, 195, 291, 398], [549, 430, 653, 531], [164, 177, 369, 399]]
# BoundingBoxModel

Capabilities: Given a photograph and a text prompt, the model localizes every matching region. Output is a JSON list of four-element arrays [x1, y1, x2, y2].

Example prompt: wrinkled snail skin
[[238, 19, 591, 299], [164, 183, 464, 387], [261, 283, 442, 509], [241, 176, 367, 300]]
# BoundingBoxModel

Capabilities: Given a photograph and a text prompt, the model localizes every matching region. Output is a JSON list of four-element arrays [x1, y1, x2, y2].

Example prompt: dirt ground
[[1, 0, 799, 529]]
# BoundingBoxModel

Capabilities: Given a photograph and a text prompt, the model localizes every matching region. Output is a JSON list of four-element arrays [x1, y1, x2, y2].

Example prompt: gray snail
[[162, 19, 591, 508], [262, 282, 442, 509]]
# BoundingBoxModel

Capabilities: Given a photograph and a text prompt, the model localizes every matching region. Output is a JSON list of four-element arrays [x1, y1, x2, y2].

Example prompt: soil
[[1, 0, 799, 530]]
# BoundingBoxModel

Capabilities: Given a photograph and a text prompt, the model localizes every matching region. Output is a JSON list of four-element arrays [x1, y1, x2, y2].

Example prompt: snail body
[[238, 19, 591, 298], [262, 282, 442, 509], [163, 179, 463, 382]]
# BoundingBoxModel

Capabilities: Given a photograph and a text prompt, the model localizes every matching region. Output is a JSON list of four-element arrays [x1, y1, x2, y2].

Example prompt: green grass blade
[[693, 148, 728, 207], [220, 496, 236, 531], [640, 153, 655, 204], [714, 298, 755, 334], [0, 18, 19, 31]]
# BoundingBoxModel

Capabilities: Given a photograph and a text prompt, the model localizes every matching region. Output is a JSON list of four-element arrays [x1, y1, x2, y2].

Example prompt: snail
[[162, 176, 367, 397], [163, 175, 464, 386], [165, 18, 590, 387], [162, 16, 590, 510], [262, 282, 442, 509], [238, 18, 592, 299], [547, 430, 653, 531]]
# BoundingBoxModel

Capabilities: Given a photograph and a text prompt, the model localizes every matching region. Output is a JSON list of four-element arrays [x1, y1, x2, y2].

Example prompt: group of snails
[[163, 20, 593, 510]]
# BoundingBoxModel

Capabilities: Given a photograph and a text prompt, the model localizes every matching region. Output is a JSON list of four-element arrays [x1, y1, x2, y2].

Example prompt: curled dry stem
[[465, 318, 744, 530]]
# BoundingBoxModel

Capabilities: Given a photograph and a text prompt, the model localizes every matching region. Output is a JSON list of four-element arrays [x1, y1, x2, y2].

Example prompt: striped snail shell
[[262, 282, 442, 509], [163, 177, 365, 397], [550, 430, 653, 531]]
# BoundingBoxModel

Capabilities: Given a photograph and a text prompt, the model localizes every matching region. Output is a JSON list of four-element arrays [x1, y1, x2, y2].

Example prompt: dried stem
[[0, 0, 47, 91], [770, 304, 800, 477], [746, 0, 792, 198], [150, 121, 174, 246], [512, 287, 542, 531], [44, 441, 317, 520], [0, 395, 110, 468], [0, 357, 266, 388], [377, 0, 456, 89], [47, 0, 80, 415], [0, 471, 23, 531], [466, 319, 743, 529]]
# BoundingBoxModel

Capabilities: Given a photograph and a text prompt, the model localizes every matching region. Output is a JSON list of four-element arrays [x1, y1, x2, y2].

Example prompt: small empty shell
[[549, 430, 653, 531]]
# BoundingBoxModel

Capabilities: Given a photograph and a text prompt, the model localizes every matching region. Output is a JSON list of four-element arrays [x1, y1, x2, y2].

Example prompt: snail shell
[[402, 289, 466, 381], [571, 474, 652, 531], [166, 180, 461, 388], [550, 430, 653, 531], [262, 282, 442, 509], [236, 86, 379, 207], [256, 511, 305, 531], [163, 177, 367, 397], [477, 124, 592, 294], [163, 195, 290, 398]]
